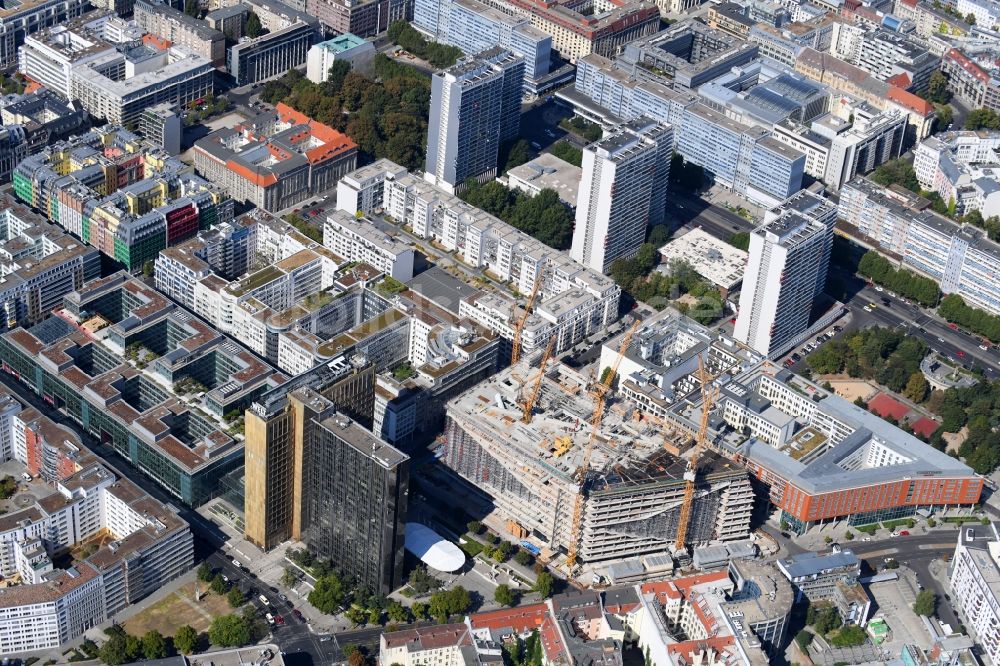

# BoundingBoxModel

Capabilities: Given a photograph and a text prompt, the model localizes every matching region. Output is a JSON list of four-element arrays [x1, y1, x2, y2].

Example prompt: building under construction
[[440, 357, 754, 564]]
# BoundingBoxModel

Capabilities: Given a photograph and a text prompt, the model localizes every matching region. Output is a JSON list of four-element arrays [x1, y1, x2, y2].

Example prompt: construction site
[[439, 332, 755, 571]]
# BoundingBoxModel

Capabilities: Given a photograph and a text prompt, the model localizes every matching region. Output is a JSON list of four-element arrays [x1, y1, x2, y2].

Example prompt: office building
[[425, 48, 523, 193], [657, 228, 748, 295], [0, 192, 100, 332], [678, 103, 805, 207], [571, 118, 672, 273], [913, 130, 1000, 218], [0, 273, 286, 505], [227, 18, 319, 86], [244, 357, 409, 596], [134, 0, 227, 67], [954, 0, 1000, 28], [441, 356, 755, 563], [620, 22, 760, 90], [777, 549, 871, 625], [337, 160, 622, 358], [734, 190, 836, 358], [851, 29, 938, 92], [304, 0, 409, 37], [139, 102, 182, 155], [839, 177, 1000, 315], [0, 126, 27, 185], [667, 360, 984, 532], [19, 17, 215, 128], [950, 522, 1000, 665], [13, 125, 232, 272], [507, 153, 582, 206], [306, 34, 376, 83], [194, 104, 357, 212], [707, 2, 756, 37], [0, 0, 88, 68]]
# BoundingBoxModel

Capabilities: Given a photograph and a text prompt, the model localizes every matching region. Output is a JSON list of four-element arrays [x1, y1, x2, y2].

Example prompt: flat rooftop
[[657, 228, 747, 290]]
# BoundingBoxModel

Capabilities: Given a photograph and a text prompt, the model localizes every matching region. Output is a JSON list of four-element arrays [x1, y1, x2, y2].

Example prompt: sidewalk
[[774, 510, 979, 552]]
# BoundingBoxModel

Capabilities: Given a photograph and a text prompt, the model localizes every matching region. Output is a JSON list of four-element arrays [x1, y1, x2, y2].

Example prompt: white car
[[863, 537, 872, 542]]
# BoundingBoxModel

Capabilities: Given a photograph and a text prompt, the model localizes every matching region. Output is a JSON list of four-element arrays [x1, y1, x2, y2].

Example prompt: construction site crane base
[[439, 355, 754, 566]]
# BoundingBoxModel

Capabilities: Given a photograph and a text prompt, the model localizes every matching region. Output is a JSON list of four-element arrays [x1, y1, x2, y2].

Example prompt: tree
[[925, 70, 952, 105], [845, 531, 854, 541], [411, 602, 429, 620], [824, 536, 833, 544], [966, 11, 976, 23], [904, 372, 930, 403], [495, 584, 516, 607], [387, 600, 410, 623], [550, 141, 582, 167], [281, 567, 298, 587], [125, 634, 143, 661], [210, 573, 229, 595], [100, 634, 130, 666], [934, 103, 954, 132], [143, 259, 155, 278], [870, 159, 920, 192], [197, 563, 212, 582], [964, 108, 1000, 131], [368, 608, 383, 625], [208, 614, 252, 647], [142, 630, 169, 660], [184, 0, 199, 17], [514, 550, 534, 566], [174, 625, 199, 654], [227, 586, 245, 608], [246, 11, 263, 37], [501, 139, 532, 172], [884, 558, 900, 569], [348, 651, 367, 666], [534, 571, 555, 598], [429, 586, 471, 621], [795, 629, 814, 650], [914, 590, 937, 616], [813, 607, 842, 634], [728, 231, 750, 251], [309, 574, 347, 614], [829, 625, 868, 647], [467, 520, 483, 534], [345, 605, 368, 626]]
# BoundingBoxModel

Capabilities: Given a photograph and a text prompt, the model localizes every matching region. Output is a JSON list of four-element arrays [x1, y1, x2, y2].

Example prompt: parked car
[[949, 323, 958, 330]]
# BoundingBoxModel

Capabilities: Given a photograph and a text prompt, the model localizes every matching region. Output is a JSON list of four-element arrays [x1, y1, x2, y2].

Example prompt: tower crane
[[521, 336, 556, 423], [565, 320, 640, 574], [511, 272, 544, 365], [674, 356, 719, 553]]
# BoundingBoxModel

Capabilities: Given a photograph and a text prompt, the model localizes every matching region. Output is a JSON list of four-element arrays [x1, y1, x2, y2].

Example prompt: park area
[[124, 581, 231, 637]]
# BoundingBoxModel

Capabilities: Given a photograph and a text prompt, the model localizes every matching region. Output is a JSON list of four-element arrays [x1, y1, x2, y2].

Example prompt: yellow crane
[[565, 320, 640, 573], [522, 335, 556, 423], [674, 356, 719, 552], [511, 272, 544, 365]]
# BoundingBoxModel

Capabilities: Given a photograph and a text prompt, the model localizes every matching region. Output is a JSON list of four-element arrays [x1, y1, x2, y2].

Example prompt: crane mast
[[521, 336, 556, 423], [674, 356, 718, 552], [511, 272, 544, 365]]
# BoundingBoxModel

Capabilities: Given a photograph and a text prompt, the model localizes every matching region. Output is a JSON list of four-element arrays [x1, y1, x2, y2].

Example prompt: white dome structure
[[404, 522, 465, 572]]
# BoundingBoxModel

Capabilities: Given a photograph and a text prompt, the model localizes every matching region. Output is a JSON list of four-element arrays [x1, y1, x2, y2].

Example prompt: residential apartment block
[[0, 391, 192, 653], [0, 191, 100, 332], [415, 0, 552, 90], [940, 47, 1000, 114], [949, 522, 1000, 665], [839, 177, 1000, 314], [678, 103, 805, 207], [337, 160, 621, 357], [193, 104, 357, 212], [571, 118, 672, 273], [734, 190, 836, 358], [913, 130, 1000, 218], [134, 0, 226, 67], [0, 90, 89, 158], [425, 48, 524, 193], [13, 125, 232, 272], [324, 210, 415, 280]]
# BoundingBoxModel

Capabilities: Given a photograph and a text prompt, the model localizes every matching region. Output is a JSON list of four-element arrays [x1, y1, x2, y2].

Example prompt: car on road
[[949, 323, 958, 330], [899, 530, 910, 536], [279, 594, 288, 602], [266, 613, 275, 625], [292, 609, 303, 620], [863, 537, 872, 541], [275, 615, 285, 625], [981, 343, 990, 350], [320, 637, 332, 642], [957, 351, 966, 359], [222, 575, 229, 583], [259, 594, 271, 606]]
